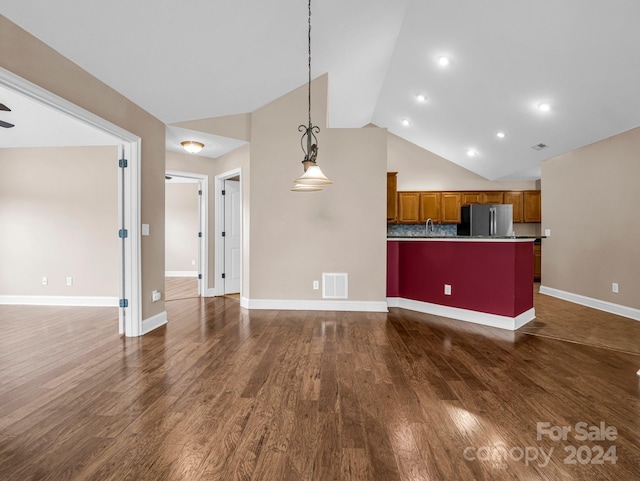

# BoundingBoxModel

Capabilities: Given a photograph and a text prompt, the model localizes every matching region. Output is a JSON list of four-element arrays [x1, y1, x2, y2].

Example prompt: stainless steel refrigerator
[[457, 204, 514, 236]]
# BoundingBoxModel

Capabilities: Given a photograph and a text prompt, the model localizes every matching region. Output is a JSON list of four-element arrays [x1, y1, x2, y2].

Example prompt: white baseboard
[[243, 298, 388, 312], [165, 271, 198, 277], [539, 285, 640, 322], [204, 288, 217, 297], [0, 295, 119, 307], [387, 297, 535, 331], [142, 310, 168, 334]]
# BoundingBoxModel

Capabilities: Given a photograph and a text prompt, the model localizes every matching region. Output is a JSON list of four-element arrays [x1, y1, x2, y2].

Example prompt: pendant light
[[291, 0, 333, 192]]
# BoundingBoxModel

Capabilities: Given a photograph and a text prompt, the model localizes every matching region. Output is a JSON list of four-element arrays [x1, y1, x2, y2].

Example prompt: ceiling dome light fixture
[[291, 0, 332, 192], [181, 140, 204, 154], [416, 94, 427, 102], [401, 118, 411, 127], [496, 131, 506, 139], [466, 149, 478, 157], [537, 102, 551, 112], [438, 55, 451, 67]]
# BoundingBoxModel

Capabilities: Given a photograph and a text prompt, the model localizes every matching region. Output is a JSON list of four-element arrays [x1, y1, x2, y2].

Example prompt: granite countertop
[[387, 235, 545, 240]]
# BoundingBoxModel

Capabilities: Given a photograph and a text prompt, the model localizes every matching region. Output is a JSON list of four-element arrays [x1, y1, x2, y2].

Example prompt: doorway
[[0, 67, 142, 336], [215, 168, 242, 298], [164, 170, 208, 301]]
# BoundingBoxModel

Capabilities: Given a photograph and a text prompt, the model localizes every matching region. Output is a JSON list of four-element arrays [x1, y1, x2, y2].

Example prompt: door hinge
[[222, 273, 226, 279], [198, 232, 202, 238], [119, 298, 129, 308], [222, 190, 226, 195], [198, 274, 202, 280], [119, 158, 128, 168], [222, 231, 226, 237], [118, 229, 128, 238], [198, 189, 202, 195]]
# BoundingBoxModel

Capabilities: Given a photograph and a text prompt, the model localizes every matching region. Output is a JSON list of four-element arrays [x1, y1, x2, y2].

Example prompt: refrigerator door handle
[[490, 207, 496, 236]]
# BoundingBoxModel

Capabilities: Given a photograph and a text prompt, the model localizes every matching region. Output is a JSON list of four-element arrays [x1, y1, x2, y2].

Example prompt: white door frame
[[214, 168, 242, 297], [165, 170, 209, 297], [0, 67, 142, 337]]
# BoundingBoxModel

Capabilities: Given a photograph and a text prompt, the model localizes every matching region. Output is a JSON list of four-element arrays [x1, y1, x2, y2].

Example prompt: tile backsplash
[[387, 224, 457, 237]]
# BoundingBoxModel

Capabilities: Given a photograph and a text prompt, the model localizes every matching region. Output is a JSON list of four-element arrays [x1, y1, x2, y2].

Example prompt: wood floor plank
[[0, 294, 639, 480]]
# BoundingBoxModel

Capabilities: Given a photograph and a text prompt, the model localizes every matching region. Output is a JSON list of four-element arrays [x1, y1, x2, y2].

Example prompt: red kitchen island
[[387, 237, 536, 330]]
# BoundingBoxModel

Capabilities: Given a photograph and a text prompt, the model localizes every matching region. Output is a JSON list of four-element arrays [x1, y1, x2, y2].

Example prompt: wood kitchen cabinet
[[419, 192, 441, 223], [397, 192, 421, 223], [523, 191, 541, 223], [504, 191, 524, 223], [387, 172, 397, 222], [462, 192, 481, 205], [441, 192, 462, 223], [481, 191, 504, 204], [533, 243, 541, 281]]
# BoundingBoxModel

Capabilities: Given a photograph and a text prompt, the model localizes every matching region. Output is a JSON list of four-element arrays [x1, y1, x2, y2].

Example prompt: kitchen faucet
[[426, 218, 434, 235]]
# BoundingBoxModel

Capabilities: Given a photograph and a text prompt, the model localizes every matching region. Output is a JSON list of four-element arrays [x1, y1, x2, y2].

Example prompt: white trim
[[166, 170, 208, 297], [214, 168, 243, 297], [387, 297, 535, 331], [0, 68, 142, 337], [0, 295, 119, 307], [165, 271, 199, 278], [539, 285, 640, 322], [141, 311, 168, 335], [243, 298, 388, 312], [204, 288, 217, 298]]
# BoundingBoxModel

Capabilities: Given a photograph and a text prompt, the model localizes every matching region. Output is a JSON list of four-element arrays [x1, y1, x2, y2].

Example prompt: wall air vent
[[531, 143, 548, 151], [322, 273, 348, 299]]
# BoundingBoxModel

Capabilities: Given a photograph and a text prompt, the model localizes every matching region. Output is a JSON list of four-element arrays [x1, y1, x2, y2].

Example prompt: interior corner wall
[[249, 76, 387, 303], [541, 126, 640, 310], [1, 16, 166, 320], [0, 146, 118, 297], [166, 144, 250, 294]]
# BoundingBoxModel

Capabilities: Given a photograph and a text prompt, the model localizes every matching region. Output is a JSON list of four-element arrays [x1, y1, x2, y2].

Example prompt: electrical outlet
[[152, 290, 162, 302], [42, 276, 48, 286], [191, 259, 196, 265], [66, 277, 73, 286], [544, 229, 551, 237], [313, 280, 319, 290], [444, 284, 452, 295], [612, 283, 619, 294]]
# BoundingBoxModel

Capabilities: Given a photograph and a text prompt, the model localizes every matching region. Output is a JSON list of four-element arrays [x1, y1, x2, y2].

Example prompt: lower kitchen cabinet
[[533, 243, 541, 281]]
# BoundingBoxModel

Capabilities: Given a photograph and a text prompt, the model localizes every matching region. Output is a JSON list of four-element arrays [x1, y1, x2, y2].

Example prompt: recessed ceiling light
[[496, 132, 506, 139], [466, 149, 477, 157], [401, 118, 411, 127], [416, 94, 427, 102], [438, 56, 450, 67], [537, 102, 551, 112]]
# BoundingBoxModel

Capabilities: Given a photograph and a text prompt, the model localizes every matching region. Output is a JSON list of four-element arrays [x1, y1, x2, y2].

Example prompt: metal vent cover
[[322, 273, 348, 299], [531, 143, 548, 151]]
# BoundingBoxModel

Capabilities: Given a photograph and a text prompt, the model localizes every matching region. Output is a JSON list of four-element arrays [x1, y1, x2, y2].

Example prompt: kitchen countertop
[[388, 235, 544, 242]]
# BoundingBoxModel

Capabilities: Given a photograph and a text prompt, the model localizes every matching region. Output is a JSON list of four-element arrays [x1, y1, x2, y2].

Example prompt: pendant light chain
[[307, 0, 312, 128]]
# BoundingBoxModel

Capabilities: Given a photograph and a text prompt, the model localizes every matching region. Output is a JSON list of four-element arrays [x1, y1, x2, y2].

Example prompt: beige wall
[[1, 16, 166, 319], [166, 144, 250, 293], [0, 146, 118, 297], [249, 75, 388, 302], [387, 132, 537, 191], [541, 127, 640, 310], [165, 182, 199, 273]]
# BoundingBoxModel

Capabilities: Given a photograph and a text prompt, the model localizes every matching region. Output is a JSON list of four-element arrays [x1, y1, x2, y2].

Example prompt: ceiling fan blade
[[0, 120, 15, 128], [0, 103, 10, 112]]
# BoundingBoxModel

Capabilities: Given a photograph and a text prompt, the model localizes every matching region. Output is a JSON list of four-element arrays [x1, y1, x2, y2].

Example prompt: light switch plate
[[544, 229, 551, 237], [444, 284, 452, 295], [142, 224, 150, 236]]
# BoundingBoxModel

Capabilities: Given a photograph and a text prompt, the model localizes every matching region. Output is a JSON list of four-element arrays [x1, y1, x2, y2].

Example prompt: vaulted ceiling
[[3, 1, 640, 180]]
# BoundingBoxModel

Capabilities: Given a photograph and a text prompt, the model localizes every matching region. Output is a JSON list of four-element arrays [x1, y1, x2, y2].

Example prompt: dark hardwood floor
[[165, 277, 199, 301], [0, 293, 639, 480]]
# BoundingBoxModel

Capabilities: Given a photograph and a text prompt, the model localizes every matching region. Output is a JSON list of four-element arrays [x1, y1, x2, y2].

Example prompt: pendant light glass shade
[[291, 183, 323, 192], [294, 164, 333, 186]]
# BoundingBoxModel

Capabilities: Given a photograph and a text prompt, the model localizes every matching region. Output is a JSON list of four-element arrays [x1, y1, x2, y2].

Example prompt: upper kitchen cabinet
[[462, 192, 481, 205], [441, 192, 462, 223], [397, 192, 421, 224], [504, 191, 524, 223], [420, 192, 441, 223], [523, 191, 541, 223], [387, 172, 398, 222], [481, 191, 504, 204]]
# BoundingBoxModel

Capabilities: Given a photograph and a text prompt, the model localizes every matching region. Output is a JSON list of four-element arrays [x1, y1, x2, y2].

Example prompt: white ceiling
[[3, 0, 640, 179]]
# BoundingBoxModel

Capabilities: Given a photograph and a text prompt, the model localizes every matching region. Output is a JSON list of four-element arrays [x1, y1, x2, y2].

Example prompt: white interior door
[[224, 179, 241, 294]]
